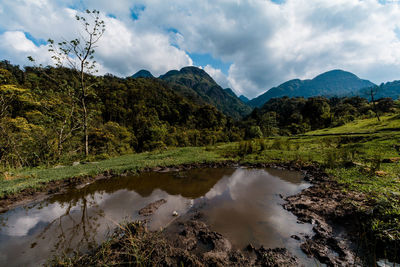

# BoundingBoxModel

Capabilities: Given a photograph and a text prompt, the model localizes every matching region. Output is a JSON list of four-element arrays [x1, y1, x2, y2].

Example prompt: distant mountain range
[[355, 80, 400, 100], [248, 70, 376, 107], [131, 67, 400, 118]]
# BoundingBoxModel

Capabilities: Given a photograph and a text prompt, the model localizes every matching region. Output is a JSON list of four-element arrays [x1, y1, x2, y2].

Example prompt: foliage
[[242, 95, 398, 136], [0, 63, 235, 168]]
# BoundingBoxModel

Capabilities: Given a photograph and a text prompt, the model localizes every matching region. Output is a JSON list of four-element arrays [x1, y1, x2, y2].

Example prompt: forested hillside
[[1, 60, 398, 169], [242, 96, 398, 137], [160, 66, 252, 119], [0, 61, 240, 168], [248, 70, 376, 107]]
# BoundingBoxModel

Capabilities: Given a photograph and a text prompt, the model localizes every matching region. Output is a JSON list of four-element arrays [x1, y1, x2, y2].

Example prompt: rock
[[377, 258, 399, 267], [72, 161, 80, 166], [246, 243, 255, 251], [291, 235, 301, 241], [172, 210, 179, 217], [138, 199, 167, 216]]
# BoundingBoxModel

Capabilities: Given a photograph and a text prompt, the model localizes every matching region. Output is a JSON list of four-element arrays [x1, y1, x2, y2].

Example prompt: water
[[0, 168, 316, 266]]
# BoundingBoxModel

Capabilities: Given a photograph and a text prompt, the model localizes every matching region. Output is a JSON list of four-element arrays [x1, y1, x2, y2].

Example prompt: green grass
[[306, 114, 400, 135], [0, 147, 222, 198], [2, 114, 400, 263]]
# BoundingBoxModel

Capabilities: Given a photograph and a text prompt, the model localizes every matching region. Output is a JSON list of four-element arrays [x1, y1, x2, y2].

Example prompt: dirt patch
[[138, 199, 167, 216], [50, 214, 300, 267], [283, 166, 373, 266]]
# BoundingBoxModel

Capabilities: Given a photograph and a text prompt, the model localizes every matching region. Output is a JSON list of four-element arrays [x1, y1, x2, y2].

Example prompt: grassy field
[[306, 113, 400, 135], [0, 147, 222, 198], [1, 115, 399, 199], [1, 114, 399, 262]]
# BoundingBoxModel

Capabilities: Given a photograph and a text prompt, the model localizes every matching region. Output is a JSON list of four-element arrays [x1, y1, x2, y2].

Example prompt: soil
[[283, 165, 374, 266]]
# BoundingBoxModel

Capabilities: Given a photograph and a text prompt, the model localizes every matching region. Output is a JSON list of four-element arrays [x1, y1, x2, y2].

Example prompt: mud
[[55, 213, 300, 267], [283, 166, 373, 266]]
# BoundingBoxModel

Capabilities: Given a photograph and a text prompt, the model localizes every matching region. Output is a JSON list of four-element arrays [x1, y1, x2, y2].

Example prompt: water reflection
[[0, 168, 313, 267]]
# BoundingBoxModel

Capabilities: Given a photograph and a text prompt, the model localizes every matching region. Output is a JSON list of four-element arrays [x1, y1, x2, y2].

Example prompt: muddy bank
[[283, 166, 374, 266], [50, 214, 300, 267]]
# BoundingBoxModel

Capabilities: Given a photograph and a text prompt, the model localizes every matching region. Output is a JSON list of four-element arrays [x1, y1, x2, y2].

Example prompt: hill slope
[[239, 95, 250, 103], [131, 70, 154, 78], [249, 70, 375, 107], [160, 66, 252, 119], [355, 80, 400, 100]]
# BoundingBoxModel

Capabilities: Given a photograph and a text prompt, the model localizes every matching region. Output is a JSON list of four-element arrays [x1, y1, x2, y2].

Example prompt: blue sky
[[1, 0, 400, 98], [189, 53, 231, 75]]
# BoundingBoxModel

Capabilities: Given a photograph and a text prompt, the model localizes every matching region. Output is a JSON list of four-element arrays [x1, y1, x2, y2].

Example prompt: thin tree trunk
[[82, 98, 89, 156], [370, 87, 380, 122], [81, 61, 89, 157]]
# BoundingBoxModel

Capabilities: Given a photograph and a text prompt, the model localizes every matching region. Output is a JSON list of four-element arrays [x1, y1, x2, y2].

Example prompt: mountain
[[160, 66, 252, 119], [248, 70, 375, 107], [239, 95, 250, 103], [355, 81, 400, 100], [131, 69, 154, 78], [224, 88, 237, 97]]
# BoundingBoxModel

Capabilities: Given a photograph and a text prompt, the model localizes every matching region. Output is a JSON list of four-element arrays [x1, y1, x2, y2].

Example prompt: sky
[[1, 0, 400, 98]]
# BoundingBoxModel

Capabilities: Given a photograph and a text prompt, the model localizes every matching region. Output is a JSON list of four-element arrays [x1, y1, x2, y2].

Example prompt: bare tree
[[369, 85, 381, 122], [48, 9, 106, 156]]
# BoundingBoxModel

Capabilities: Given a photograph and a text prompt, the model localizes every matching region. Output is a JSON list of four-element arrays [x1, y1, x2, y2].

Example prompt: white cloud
[[0, 31, 52, 67], [0, 0, 192, 77], [204, 64, 230, 89], [1, 0, 400, 97]]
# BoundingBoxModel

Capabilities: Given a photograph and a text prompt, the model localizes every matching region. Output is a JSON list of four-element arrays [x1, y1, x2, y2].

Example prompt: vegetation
[[0, 147, 221, 198], [160, 66, 252, 119], [0, 63, 240, 169], [243, 95, 398, 136], [0, 48, 399, 264], [248, 69, 375, 107]]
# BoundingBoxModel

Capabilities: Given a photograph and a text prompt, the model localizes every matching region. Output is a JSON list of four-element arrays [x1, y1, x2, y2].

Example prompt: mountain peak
[[313, 69, 358, 81], [159, 66, 252, 119], [180, 66, 207, 75], [131, 69, 154, 78], [248, 69, 375, 107]]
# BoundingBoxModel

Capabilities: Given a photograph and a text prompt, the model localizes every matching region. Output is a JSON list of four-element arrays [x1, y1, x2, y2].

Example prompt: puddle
[[0, 168, 318, 266]]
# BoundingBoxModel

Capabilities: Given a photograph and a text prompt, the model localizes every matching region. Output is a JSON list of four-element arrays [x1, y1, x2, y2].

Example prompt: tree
[[368, 86, 381, 121], [47, 9, 106, 156]]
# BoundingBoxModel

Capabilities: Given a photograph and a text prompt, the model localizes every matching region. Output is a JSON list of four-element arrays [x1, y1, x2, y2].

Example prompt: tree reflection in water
[[35, 194, 104, 254]]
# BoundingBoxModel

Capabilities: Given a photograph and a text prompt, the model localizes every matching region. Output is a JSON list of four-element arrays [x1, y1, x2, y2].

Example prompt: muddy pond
[[0, 167, 319, 266]]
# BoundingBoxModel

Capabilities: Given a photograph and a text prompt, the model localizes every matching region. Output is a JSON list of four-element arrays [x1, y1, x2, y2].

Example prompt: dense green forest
[[0, 61, 241, 168], [0, 60, 398, 169], [243, 95, 398, 137]]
